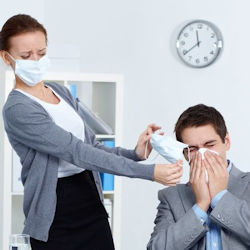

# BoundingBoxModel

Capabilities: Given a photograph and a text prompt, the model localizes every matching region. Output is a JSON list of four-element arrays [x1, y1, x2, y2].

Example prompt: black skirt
[[30, 170, 115, 250]]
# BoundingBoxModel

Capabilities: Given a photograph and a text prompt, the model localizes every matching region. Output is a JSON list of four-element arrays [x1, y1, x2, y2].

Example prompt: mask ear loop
[[5, 51, 16, 62]]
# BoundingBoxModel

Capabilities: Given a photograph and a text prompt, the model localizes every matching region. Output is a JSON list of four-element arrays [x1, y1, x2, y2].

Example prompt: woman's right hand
[[154, 161, 183, 186]]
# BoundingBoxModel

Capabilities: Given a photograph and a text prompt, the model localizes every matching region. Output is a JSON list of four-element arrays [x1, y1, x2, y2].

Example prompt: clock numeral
[[211, 33, 215, 38], [204, 57, 208, 62], [197, 24, 203, 29], [183, 50, 187, 55], [184, 33, 189, 38], [213, 42, 217, 48], [210, 51, 215, 55], [189, 26, 194, 31], [196, 59, 200, 64], [181, 41, 185, 46]]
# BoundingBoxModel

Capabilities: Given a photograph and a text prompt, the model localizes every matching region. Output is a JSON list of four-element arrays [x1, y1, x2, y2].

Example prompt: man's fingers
[[189, 155, 196, 182], [195, 153, 202, 179], [205, 151, 218, 175]]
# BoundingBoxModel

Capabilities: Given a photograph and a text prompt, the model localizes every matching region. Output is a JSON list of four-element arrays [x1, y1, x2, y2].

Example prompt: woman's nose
[[30, 54, 41, 61]]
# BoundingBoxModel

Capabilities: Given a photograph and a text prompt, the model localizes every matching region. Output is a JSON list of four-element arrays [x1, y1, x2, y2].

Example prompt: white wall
[[2, 1, 250, 249]]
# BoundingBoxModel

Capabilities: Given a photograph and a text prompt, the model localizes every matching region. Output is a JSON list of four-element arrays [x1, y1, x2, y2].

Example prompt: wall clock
[[176, 20, 223, 68]]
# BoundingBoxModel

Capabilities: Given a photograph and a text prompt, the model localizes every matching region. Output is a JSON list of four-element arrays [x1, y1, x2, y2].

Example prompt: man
[[147, 104, 250, 250]]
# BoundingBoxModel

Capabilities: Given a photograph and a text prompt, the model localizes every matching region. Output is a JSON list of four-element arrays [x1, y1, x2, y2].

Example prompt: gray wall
[[1, 1, 250, 249]]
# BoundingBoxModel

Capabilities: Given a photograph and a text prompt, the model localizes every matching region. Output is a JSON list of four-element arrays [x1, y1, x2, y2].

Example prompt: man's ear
[[0, 50, 12, 65], [224, 133, 231, 151]]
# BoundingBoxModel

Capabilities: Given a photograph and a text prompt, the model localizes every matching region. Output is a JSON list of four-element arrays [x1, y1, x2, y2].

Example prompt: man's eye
[[39, 53, 46, 57], [190, 149, 197, 153]]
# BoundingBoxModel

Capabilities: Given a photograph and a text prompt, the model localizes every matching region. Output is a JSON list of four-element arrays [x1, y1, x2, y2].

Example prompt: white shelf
[[96, 134, 116, 139], [0, 70, 124, 250], [103, 191, 115, 195]]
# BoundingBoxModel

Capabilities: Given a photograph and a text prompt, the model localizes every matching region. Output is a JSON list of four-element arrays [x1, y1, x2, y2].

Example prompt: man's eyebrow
[[204, 140, 217, 145], [39, 48, 46, 52]]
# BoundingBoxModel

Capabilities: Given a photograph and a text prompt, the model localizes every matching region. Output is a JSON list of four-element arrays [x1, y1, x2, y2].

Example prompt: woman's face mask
[[150, 134, 189, 163], [7, 52, 50, 87]]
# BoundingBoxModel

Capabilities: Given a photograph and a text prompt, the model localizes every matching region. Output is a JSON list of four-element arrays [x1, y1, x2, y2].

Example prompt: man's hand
[[154, 161, 183, 186], [189, 153, 211, 211], [135, 124, 163, 160], [204, 151, 229, 199]]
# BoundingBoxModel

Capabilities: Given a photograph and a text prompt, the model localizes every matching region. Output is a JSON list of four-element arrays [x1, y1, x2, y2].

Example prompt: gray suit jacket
[[147, 165, 250, 250]]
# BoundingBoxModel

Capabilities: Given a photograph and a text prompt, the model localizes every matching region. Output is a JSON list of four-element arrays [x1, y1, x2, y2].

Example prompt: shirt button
[[217, 214, 221, 219]]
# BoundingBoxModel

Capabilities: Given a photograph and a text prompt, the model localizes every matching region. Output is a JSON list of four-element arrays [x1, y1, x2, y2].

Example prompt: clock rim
[[176, 19, 224, 68]]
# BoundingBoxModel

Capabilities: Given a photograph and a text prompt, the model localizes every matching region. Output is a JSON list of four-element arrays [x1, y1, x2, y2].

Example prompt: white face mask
[[150, 134, 189, 163], [7, 52, 50, 86], [198, 148, 219, 182]]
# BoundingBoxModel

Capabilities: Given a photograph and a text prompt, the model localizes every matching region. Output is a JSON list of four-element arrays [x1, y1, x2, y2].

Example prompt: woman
[[0, 14, 183, 250]]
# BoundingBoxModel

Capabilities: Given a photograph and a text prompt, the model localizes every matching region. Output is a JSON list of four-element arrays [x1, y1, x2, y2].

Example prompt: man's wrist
[[192, 204, 208, 224], [197, 202, 209, 212], [211, 189, 228, 209]]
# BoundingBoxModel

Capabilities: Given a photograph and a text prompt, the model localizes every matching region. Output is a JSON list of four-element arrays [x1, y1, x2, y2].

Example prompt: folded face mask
[[198, 148, 219, 182], [150, 134, 189, 164]]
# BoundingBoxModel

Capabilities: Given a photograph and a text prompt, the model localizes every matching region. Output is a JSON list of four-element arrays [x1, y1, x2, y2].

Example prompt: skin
[[0, 31, 182, 186], [181, 124, 230, 211]]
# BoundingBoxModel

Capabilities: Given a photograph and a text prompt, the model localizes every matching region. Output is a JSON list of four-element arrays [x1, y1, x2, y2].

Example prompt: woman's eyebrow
[[20, 50, 31, 54]]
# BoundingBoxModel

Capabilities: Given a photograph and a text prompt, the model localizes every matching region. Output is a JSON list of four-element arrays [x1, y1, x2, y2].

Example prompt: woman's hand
[[154, 161, 183, 186], [135, 124, 163, 160]]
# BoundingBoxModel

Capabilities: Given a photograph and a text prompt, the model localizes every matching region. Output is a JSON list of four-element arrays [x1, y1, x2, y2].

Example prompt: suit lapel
[[227, 164, 248, 198], [178, 183, 196, 212]]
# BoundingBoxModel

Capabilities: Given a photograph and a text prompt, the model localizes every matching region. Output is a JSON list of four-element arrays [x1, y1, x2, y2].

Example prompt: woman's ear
[[0, 50, 12, 65], [224, 133, 231, 151]]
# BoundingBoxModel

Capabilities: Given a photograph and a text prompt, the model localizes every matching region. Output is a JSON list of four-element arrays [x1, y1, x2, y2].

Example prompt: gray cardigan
[[2, 82, 155, 242]]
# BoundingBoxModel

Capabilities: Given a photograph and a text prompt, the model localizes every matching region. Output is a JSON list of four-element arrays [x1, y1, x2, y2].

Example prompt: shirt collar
[[227, 159, 232, 173]]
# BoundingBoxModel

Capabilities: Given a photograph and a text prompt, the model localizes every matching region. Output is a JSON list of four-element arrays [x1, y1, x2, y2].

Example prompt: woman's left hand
[[135, 124, 163, 160]]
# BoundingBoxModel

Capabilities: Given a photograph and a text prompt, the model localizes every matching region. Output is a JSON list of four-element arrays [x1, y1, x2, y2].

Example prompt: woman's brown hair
[[0, 14, 47, 51]]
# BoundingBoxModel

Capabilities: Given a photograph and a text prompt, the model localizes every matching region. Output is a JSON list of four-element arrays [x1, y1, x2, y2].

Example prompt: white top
[[15, 86, 85, 178]]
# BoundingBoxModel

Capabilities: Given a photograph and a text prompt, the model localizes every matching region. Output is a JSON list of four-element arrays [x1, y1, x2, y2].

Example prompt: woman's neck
[[14, 75, 47, 97]]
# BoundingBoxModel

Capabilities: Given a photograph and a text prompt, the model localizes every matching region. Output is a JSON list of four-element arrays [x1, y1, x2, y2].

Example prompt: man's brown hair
[[175, 104, 228, 143]]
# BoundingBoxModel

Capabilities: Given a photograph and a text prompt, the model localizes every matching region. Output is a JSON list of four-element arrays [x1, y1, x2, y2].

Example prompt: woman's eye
[[21, 56, 30, 59]]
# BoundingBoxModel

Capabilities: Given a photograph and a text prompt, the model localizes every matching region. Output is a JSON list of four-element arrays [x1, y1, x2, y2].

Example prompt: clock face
[[176, 20, 223, 68]]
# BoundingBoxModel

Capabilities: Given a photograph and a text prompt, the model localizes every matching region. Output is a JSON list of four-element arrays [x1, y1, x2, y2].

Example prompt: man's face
[[181, 124, 230, 165]]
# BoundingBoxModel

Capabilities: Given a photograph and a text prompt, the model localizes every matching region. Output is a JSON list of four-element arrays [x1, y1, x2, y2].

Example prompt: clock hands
[[184, 30, 201, 55], [184, 42, 199, 55], [196, 30, 201, 47]]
